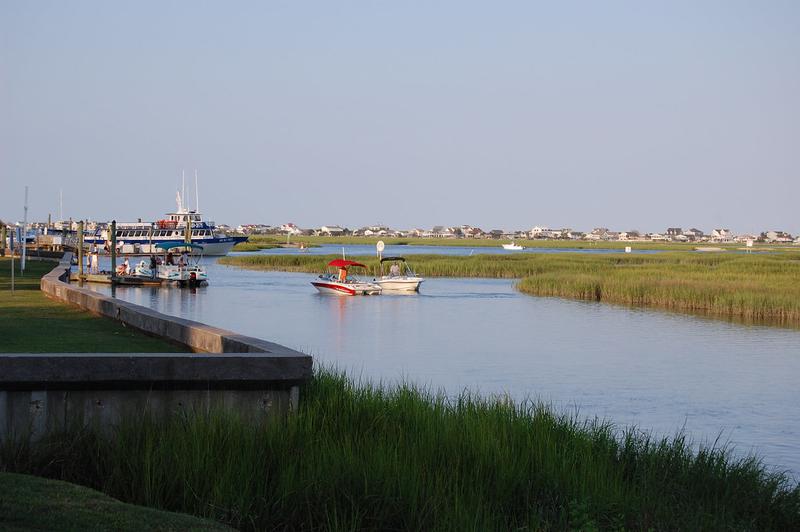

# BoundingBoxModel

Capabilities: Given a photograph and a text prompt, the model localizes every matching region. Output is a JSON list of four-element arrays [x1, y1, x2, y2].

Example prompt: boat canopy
[[379, 256, 406, 263], [155, 241, 204, 251], [327, 259, 367, 268]]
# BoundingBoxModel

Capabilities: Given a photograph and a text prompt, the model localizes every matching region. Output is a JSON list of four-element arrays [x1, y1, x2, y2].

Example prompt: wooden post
[[110, 220, 117, 281], [184, 214, 192, 244], [77, 220, 84, 279]]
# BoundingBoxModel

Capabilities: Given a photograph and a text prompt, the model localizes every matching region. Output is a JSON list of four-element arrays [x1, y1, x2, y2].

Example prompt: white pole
[[194, 169, 199, 212], [21, 186, 28, 272], [182, 169, 186, 212]]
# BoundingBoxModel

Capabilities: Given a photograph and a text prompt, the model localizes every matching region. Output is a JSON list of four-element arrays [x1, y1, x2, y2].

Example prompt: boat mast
[[181, 169, 186, 213], [194, 169, 200, 212]]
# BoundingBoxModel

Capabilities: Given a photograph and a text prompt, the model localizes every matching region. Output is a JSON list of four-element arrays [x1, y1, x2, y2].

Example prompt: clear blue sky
[[2, 1, 798, 233]]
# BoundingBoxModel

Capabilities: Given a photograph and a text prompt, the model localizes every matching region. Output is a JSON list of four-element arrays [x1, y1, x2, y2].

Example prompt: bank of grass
[[3, 370, 797, 530], [220, 252, 800, 327], [232, 241, 280, 252], [0, 472, 232, 531], [0, 258, 186, 352], [248, 234, 770, 251]]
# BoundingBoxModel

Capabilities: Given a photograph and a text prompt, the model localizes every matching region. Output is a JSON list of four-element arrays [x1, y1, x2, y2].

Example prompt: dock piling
[[77, 220, 84, 279], [110, 220, 117, 282]]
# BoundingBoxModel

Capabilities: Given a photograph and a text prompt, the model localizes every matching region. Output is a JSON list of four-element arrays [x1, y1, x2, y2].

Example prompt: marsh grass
[[3, 370, 797, 530], [220, 252, 800, 327], [247, 234, 713, 251]]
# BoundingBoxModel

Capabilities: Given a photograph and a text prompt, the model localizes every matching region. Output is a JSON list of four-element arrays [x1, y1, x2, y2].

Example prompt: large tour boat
[[84, 192, 246, 256]]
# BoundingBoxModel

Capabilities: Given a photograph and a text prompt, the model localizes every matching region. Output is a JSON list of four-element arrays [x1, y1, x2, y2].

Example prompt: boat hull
[[83, 236, 246, 256], [311, 281, 381, 296], [376, 277, 423, 292]]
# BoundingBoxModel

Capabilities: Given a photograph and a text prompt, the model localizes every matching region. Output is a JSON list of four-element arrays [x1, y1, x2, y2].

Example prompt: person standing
[[90, 250, 99, 274]]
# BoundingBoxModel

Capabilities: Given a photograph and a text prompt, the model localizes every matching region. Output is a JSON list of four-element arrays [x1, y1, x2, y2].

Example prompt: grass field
[[0, 258, 186, 352], [0, 472, 232, 531], [246, 234, 798, 252], [3, 370, 798, 531], [220, 251, 800, 327]]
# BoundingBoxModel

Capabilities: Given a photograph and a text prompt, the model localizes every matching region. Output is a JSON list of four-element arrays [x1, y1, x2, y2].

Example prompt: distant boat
[[312, 259, 382, 296], [502, 242, 524, 250], [376, 256, 424, 292]]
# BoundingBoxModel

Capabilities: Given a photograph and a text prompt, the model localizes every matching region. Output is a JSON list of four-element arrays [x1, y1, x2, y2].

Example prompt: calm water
[[86, 254, 800, 479]]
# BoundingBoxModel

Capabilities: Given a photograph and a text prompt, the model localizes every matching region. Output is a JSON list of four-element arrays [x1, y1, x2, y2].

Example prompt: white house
[[710, 229, 733, 242], [319, 225, 345, 236]]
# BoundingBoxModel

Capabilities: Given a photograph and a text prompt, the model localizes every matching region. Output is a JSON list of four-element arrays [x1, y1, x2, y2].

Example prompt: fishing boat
[[311, 259, 382, 296], [375, 256, 424, 292], [155, 241, 208, 287], [502, 242, 524, 250], [83, 187, 247, 256]]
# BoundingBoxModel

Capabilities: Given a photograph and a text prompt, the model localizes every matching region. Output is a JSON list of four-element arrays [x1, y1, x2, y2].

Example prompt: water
[[85, 256, 800, 480]]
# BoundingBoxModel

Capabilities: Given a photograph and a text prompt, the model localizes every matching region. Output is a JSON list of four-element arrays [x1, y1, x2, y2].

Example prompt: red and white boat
[[311, 259, 382, 296]]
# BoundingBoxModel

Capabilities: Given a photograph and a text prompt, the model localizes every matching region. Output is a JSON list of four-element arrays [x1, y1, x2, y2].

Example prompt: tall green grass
[[3, 370, 797, 530], [220, 252, 800, 327]]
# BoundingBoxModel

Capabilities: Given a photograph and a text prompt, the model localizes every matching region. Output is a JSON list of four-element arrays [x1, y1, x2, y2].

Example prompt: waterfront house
[[318, 225, 346, 236], [764, 230, 793, 243], [683, 228, 705, 241], [710, 229, 734, 242]]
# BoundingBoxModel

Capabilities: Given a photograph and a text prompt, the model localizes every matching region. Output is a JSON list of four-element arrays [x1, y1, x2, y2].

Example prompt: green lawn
[[0, 258, 186, 352], [0, 472, 232, 531]]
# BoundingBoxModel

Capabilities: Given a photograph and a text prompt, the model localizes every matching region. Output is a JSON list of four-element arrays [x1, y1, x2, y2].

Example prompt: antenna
[[181, 169, 186, 212], [194, 169, 199, 212]]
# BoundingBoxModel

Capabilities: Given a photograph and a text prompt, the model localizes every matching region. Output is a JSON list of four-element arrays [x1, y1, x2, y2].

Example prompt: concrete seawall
[[40, 253, 307, 355], [1, 254, 313, 442]]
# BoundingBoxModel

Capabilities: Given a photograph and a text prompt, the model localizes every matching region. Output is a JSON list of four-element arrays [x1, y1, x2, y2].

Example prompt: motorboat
[[311, 259, 382, 295], [154, 241, 208, 287], [502, 242, 524, 250], [375, 256, 424, 292]]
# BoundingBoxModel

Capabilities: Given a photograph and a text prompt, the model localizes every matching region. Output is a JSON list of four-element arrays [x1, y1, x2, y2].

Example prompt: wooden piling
[[77, 220, 84, 279], [110, 220, 117, 281]]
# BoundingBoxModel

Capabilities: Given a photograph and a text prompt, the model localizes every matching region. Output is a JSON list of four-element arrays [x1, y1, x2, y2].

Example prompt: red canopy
[[327, 259, 367, 268]]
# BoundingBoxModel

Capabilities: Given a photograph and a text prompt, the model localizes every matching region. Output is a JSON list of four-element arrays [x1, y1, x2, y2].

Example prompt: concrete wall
[[1, 255, 314, 443], [0, 354, 304, 441], [40, 253, 310, 356]]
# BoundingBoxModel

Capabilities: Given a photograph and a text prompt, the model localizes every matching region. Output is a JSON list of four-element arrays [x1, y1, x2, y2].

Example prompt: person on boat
[[338, 267, 348, 282], [123, 258, 130, 275], [149, 255, 157, 270], [389, 262, 400, 277], [180, 250, 189, 267], [166, 251, 174, 265]]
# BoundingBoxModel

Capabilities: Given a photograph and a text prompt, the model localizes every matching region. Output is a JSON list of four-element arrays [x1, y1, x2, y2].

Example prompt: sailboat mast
[[194, 169, 199, 212], [181, 170, 186, 212]]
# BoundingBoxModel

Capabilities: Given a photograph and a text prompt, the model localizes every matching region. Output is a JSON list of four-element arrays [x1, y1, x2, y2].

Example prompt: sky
[[1, 1, 798, 233]]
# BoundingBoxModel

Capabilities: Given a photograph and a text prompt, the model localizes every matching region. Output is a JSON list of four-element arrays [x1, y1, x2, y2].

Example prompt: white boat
[[375, 256, 424, 292], [502, 242, 524, 250], [311, 259, 382, 296], [83, 189, 246, 256], [154, 241, 208, 287]]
